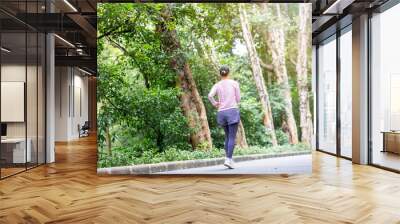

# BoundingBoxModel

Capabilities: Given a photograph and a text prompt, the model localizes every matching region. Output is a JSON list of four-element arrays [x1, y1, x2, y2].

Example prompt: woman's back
[[208, 79, 240, 111]]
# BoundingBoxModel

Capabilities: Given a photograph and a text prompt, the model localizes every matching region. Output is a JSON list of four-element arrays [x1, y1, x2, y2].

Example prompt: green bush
[[97, 78, 192, 156], [98, 144, 311, 168]]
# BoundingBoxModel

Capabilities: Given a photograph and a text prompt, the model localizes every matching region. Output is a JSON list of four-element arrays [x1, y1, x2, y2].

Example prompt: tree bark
[[239, 5, 278, 146], [235, 121, 249, 148], [296, 4, 313, 145], [262, 4, 299, 144], [157, 6, 213, 150]]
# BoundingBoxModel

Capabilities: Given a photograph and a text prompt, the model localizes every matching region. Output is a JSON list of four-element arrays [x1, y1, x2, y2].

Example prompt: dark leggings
[[223, 122, 239, 159]]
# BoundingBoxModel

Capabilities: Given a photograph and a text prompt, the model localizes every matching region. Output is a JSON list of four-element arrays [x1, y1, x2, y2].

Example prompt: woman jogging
[[208, 65, 241, 169]]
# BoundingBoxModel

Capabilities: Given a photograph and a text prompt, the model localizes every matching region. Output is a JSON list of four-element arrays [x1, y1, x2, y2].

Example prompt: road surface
[[157, 154, 312, 174]]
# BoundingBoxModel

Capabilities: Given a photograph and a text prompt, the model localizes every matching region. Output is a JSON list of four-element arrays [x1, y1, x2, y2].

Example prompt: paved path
[[158, 154, 312, 174]]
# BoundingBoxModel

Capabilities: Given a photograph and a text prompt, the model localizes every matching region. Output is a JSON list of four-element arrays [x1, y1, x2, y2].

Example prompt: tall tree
[[157, 6, 213, 149], [296, 4, 313, 144], [239, 4, 278, 146], [261, 3, 299, 144]]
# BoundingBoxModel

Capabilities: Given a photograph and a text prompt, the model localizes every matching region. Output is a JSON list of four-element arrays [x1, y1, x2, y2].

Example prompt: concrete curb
[[97, 151, 311, 175]]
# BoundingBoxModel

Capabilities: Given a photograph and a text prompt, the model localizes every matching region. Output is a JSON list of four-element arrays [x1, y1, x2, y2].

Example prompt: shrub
[[98, 144, 311, 168]]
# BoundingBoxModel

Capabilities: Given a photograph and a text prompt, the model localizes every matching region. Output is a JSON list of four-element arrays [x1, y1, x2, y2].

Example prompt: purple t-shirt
[[208, 79, 241, 111]]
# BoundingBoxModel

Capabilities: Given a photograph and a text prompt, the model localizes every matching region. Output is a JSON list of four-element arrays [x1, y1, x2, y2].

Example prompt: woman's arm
[[208, 84, 219, 107], [235, 82, 241, 103]]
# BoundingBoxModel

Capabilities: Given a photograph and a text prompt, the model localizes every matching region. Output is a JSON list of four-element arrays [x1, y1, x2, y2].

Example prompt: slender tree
[[296, 4, 313, 144], [261, 3, 299, 144], [239, 4, 278, 146], [157, 6, 213, 149]]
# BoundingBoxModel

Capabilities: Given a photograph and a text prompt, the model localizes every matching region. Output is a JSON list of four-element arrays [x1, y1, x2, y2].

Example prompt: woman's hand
[[214, 102, 220, 109]]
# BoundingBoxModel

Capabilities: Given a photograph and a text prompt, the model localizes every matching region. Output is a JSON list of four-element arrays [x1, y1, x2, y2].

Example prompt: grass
[[98, 144, 311, 168]]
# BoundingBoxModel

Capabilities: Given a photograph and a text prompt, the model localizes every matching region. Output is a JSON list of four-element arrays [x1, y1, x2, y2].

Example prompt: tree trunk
[[105, 125, 112, 156], [296, 4, 313, 145], [262, 4, 299, 144], [199, 37, 249, 149], [203, 38, 221, 73], [235, 121, 248, 148], [239, 5, 278, 146], [157, 6, 213, 150]]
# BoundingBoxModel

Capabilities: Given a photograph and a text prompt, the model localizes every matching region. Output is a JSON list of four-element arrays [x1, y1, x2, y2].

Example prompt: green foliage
[[98, 84, 192, 154], [97, 52, 191, 154], [98, 144, 311, 168]]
